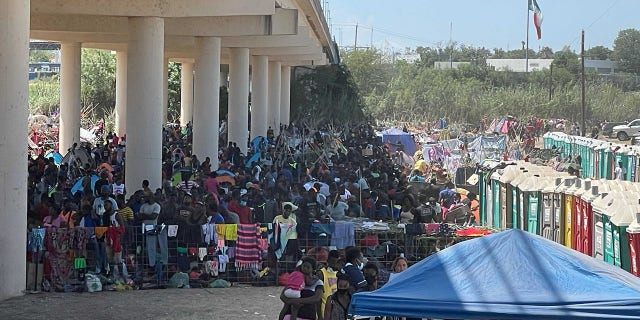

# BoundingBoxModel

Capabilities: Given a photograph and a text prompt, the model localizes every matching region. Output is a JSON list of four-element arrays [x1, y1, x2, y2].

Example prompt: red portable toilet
[[627, 212, 640, 277], [566, 179, 583, 252], [580, 180, 596, 256]]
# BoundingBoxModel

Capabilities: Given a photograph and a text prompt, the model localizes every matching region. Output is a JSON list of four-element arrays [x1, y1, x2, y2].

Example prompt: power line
[[332, 22, 440, 47], [567, 0, 621, 49]]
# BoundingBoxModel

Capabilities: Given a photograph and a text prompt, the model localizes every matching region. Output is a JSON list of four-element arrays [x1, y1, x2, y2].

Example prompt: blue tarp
[[380, 128, 417, 156], [350, 229, 640, 319]]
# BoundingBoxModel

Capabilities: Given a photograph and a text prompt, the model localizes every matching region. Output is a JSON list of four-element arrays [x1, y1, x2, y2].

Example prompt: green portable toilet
[[498, 165, 520, 229], [602, 144, 615, 180], [490, 171, 501, 229], [594, 143, 606, 180], [627, 148, 638, 182], [479, 168, 486, 225], [584, 138, 596, 178], [510, 168, 531, 230], [610, 197, 637, 271], [543, 132, 551, 149], [594, 191, 615, 264], [519, 175, 543, 235]]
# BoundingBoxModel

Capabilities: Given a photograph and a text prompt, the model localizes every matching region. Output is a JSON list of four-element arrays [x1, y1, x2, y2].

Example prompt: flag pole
[[526, 0, 530, 73]]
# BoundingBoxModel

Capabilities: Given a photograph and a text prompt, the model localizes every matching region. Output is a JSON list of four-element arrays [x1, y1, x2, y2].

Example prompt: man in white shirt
[[615, 161, 627, 180]]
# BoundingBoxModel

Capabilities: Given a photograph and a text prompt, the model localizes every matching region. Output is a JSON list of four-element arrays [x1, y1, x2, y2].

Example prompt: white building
[[434, 61, 470, 69], [486, 59, 553, 72]]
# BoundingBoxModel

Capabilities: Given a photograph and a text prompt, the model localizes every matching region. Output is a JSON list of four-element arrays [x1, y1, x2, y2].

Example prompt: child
[[279, 256, 318, 320]]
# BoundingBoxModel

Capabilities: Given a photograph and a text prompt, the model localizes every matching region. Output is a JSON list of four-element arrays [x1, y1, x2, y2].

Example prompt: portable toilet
[[498, 165, 519, 229], [594, 190, 620, 265], [602, 144, 614, 180], [579, 180, 597, 256], [490, 170, 502, 229], [519, 175, 545, 235], [543, 132, 552, 149], [541, 178, 563, 241], [510, 168, 532, 230], [594, 142, 606, 179], [479, 168, 487, 225], [611, 198, 638, 272], [629, 148, 639, 182], [627, 210, 640, 276], [565, 179, 584, 250], [557, 178, 577, 248], [584, 185, 603, 259]]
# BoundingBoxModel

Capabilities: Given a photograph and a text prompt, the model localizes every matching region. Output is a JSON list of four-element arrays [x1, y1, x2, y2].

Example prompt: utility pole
[[449, 21, 453, 69], [354, 22, 358, 50], [581, 30, 586, 137], [548, 62, 553, 101], [370, 27, 373, 49]]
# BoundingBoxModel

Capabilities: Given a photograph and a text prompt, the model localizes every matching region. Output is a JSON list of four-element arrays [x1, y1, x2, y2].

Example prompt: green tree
[[553, 49, 580, 75], [585, 45, 612, 60], [290, 64, 365, 123], [29, 50, 54, 62], [80, 49, 116, 114], [613, 28, 640, 74]]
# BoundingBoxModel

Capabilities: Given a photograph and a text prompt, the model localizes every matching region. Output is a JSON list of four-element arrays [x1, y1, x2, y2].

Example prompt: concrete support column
[[228, 48, 250, 154], [115, 51, 127, 137], [162, 58, 169, 124], [59, 42, 82, 153], [180, 62, 194, 127], [268, 61, 282, 135], [126, 17, 164, 189], [0, 0, 29, 301], [280, 65, 292, 127], [192, 37, 221, 170], [250, 55, 269, 140]]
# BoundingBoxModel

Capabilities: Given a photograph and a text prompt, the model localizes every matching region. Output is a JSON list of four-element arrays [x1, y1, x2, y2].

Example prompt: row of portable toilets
[[543, 131, 640, 181], [478, 161, 640, 276]]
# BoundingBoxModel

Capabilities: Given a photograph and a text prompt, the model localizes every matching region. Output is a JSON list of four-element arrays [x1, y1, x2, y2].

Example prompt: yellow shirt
[[320, 267, 338, 318]]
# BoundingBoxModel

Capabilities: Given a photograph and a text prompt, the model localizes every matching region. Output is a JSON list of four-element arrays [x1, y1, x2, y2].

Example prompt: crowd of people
[[26, 119, 482, 319]]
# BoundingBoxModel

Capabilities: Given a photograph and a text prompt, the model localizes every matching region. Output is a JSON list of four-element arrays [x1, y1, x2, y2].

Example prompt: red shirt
[[228, 200, 251, 224]]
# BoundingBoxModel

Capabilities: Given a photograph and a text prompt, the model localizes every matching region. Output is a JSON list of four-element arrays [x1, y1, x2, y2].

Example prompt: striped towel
[[234, 224, 261, 271]]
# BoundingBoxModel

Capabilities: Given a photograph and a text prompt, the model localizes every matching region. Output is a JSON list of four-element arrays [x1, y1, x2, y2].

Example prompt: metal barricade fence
[[25, 223, 477, 291]]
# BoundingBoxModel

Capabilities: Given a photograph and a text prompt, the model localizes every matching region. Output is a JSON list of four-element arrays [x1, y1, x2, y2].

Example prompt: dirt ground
[[0, 285, 285, 320]]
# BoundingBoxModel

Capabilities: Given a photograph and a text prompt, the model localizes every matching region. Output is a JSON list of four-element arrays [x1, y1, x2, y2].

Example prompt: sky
[[326, 0, 640, 53]]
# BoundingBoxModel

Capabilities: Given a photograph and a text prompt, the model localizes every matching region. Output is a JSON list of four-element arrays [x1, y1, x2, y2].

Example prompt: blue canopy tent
[[380, 128, 417, 156], [350, 229, 640, 319]]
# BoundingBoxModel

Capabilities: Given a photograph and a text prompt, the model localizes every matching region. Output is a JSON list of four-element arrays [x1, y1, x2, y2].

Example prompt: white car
[[612, 119, 640, 141]]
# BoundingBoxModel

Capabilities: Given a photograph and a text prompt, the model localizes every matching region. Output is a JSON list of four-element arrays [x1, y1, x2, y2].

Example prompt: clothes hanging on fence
[[234, 224, 261, 271], [330, 221, 355, 249]]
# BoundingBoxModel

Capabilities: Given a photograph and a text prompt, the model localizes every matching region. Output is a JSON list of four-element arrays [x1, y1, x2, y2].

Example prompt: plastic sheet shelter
[[380, 128, 418, 156], [349, 229, 640, 319]]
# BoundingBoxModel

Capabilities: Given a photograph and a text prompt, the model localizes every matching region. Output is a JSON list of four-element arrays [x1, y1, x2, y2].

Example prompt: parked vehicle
[[611, 119, 640, 140], [602, 121, 627, 138]]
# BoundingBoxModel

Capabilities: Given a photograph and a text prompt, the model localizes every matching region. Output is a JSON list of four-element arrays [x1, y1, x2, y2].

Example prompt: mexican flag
[[529, 0, 543, 39]]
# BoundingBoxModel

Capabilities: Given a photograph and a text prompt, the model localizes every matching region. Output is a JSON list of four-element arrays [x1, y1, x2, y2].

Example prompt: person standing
[[615, 161, 627, 180], [137, 191, 164, 270], [322, 273, 352, 320]]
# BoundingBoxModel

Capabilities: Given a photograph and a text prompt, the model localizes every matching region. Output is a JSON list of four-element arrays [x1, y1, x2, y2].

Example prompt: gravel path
[[0, 286, 284, 320]]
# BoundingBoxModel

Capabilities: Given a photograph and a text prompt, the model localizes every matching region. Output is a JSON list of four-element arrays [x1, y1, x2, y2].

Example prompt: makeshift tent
[[71, 174, 99, 195], [380, 128, 417, 156], [44, 150, 63, 165], [350, 229, 640, 319], [61, 148, 95, 169]]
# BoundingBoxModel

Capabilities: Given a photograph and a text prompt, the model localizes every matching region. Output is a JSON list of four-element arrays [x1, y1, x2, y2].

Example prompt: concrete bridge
[[0, 0, 335, 300]]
